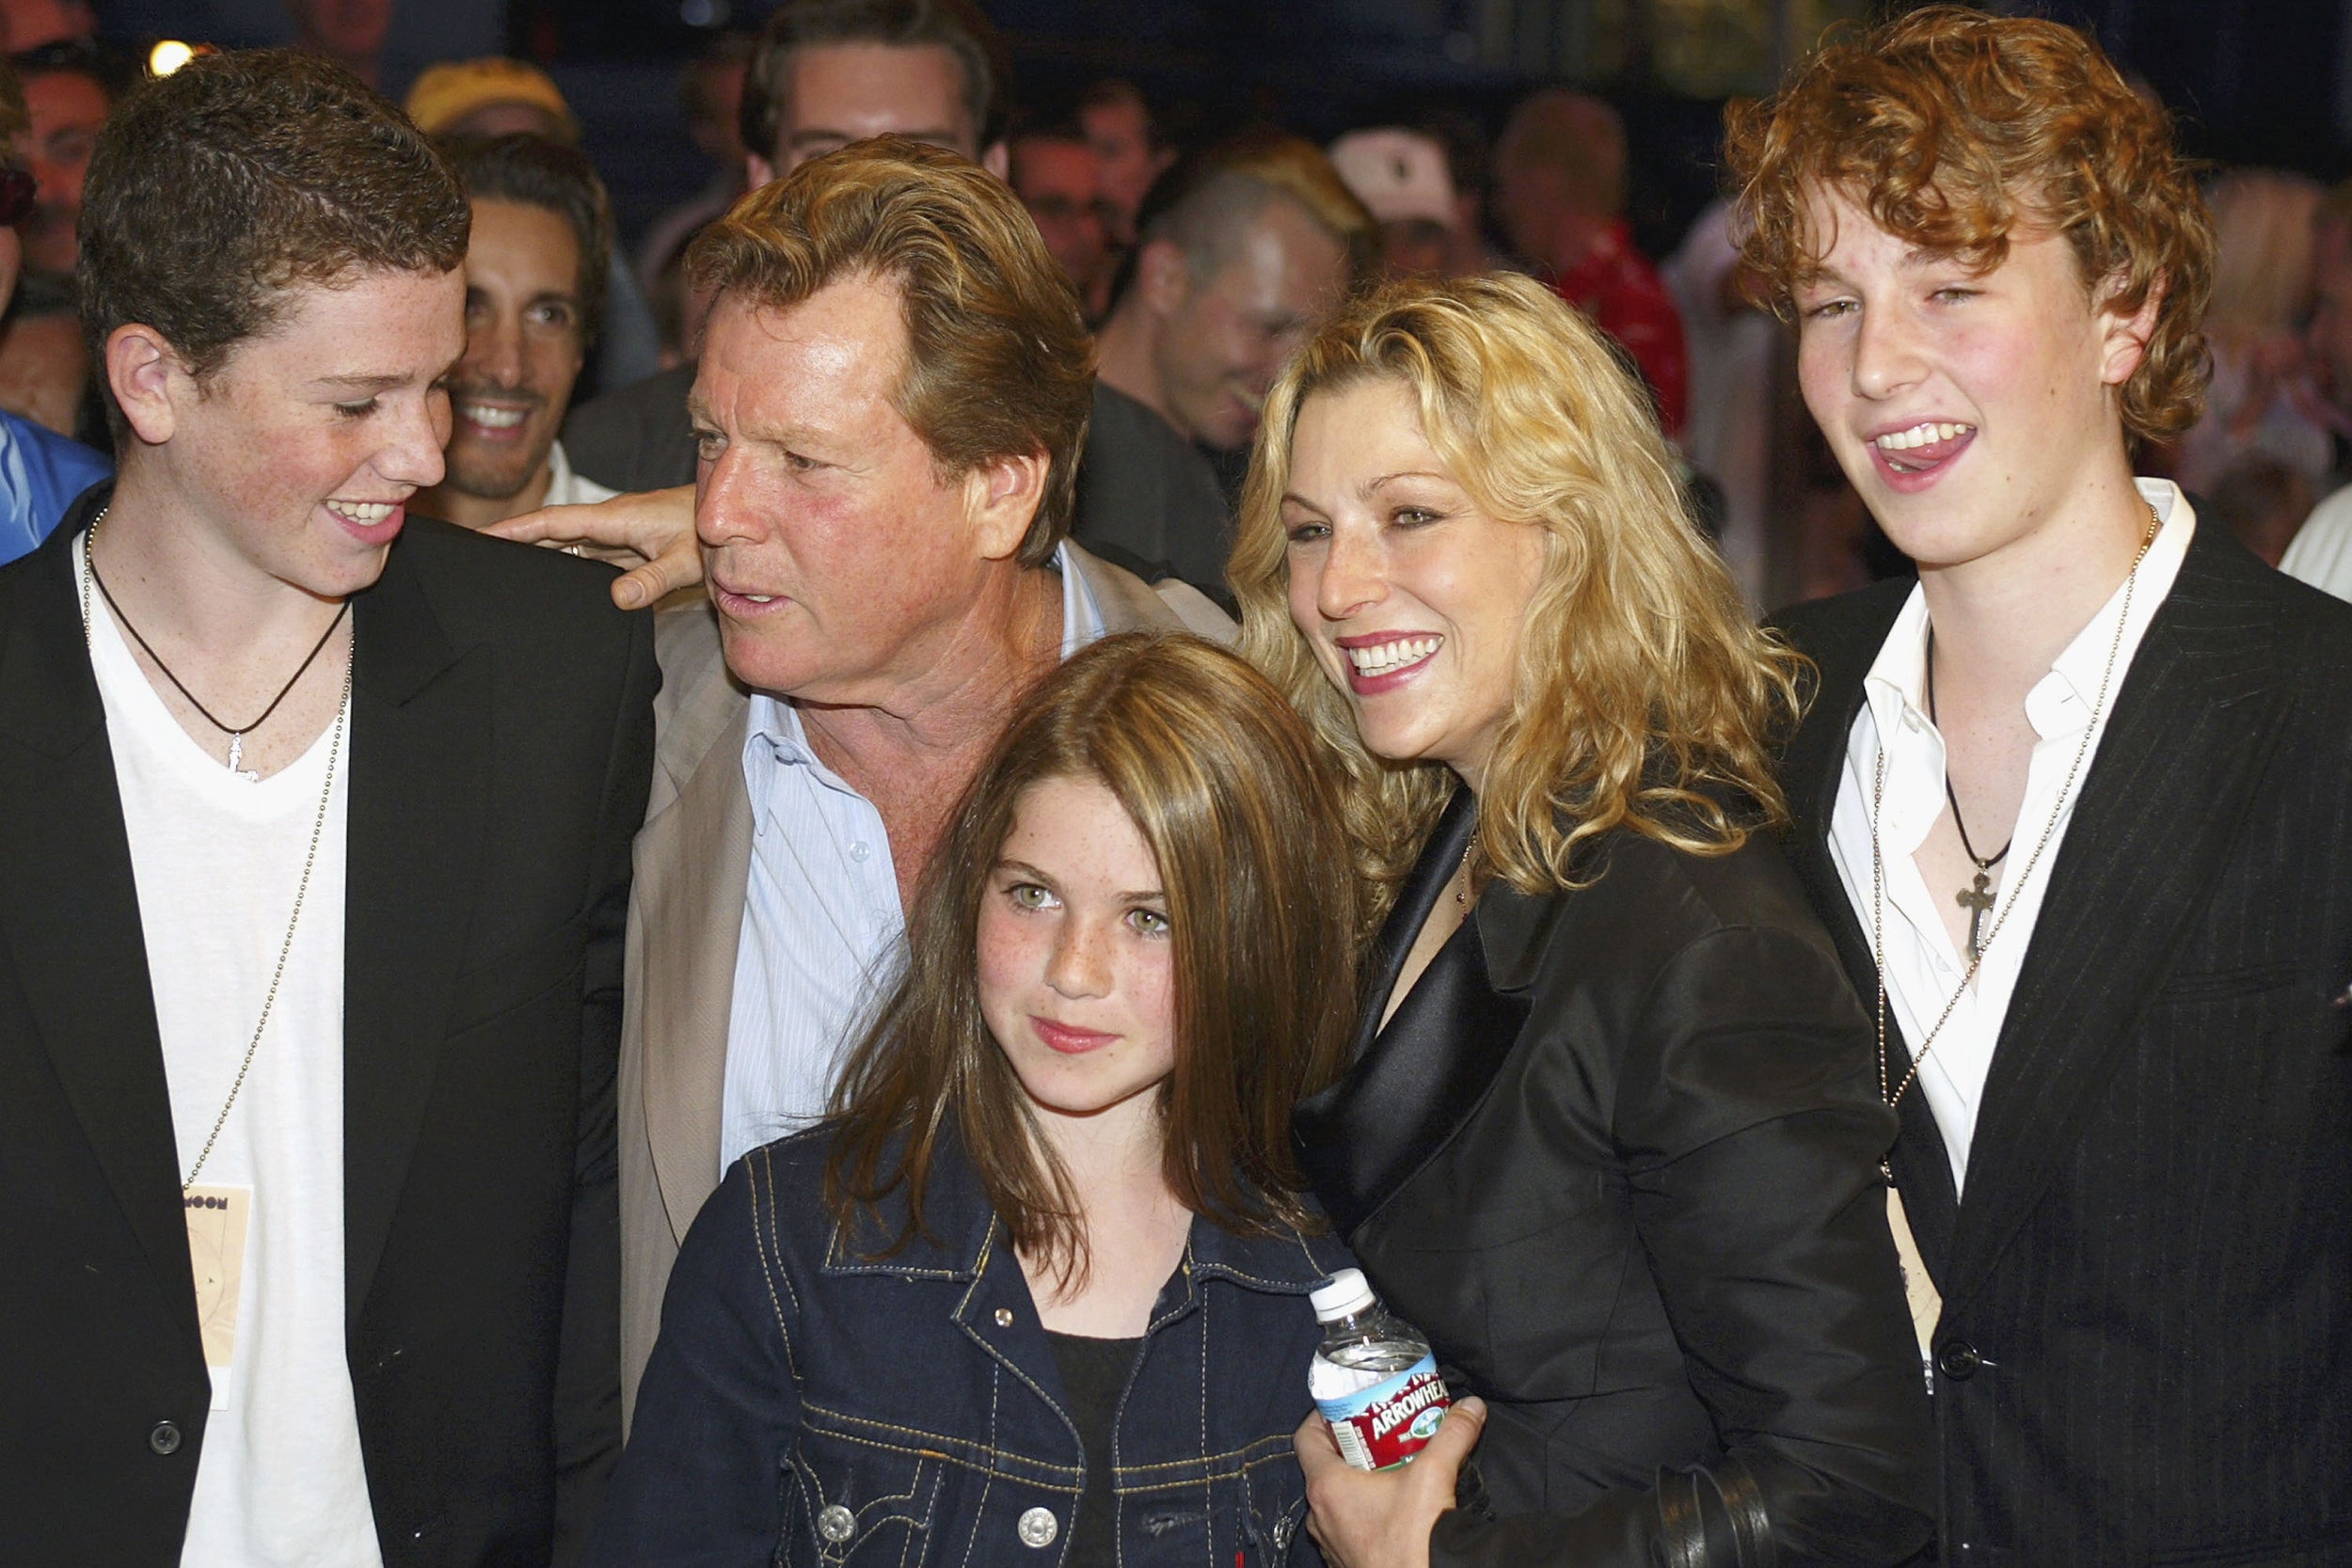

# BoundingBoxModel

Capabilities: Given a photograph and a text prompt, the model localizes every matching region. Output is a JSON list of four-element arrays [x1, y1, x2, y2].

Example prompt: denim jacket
[[587, 1126, 1353, 1567]]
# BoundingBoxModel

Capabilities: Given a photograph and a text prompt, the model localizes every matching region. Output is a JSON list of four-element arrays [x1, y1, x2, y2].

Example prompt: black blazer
[[0, 495, 659, 1567], [1772, 522, 2352, 1565], [1295, 789, 1933, 1568]]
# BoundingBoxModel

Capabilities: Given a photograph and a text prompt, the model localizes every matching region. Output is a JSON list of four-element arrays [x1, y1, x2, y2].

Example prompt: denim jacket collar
[[818, 1132, 1343, 1313]]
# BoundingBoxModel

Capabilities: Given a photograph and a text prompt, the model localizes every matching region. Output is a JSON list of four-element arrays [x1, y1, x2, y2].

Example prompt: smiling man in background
[[418, 133, 618, 531], [1084, 129, 1369, 592], [11, 37, 126, 277]]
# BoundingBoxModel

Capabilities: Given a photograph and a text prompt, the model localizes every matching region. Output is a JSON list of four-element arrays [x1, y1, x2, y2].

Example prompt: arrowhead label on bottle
[[1313, 1352, 1452, 1470]]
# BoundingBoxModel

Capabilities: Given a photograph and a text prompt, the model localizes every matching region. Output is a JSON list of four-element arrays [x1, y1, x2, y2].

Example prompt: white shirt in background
[[543, 438, 619, 509], [1826, 480, 2193, 1194], [87, 563, 382, 1568], [2280, 481, 2352, 602]]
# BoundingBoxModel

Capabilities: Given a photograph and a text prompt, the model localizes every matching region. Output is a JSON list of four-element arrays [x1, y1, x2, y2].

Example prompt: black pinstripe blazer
[[1772, 523, 2352, 1567]]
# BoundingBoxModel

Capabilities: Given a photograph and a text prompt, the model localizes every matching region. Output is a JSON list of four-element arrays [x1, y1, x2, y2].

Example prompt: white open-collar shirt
[[1826, 479, 2192, 1194]]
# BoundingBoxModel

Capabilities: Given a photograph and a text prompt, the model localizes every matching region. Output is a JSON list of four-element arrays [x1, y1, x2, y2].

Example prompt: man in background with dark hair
[[563, 0, 1008, 496], [1085, 131, 1369, 592], [418, 133, 620, 532], [1009, 114, 1113, 318], [0, 50, 654, 1565], [1077, 76, 1172, 245], [12, 37, 133, 277]]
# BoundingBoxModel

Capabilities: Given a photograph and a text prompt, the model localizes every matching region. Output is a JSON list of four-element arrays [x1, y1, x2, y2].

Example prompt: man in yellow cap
[[405, 55, 578, 144], [404, 57, 663, 395]]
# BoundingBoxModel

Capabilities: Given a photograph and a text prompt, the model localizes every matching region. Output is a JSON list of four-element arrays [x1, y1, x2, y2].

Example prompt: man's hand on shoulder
[[488, 485, 701, 610]]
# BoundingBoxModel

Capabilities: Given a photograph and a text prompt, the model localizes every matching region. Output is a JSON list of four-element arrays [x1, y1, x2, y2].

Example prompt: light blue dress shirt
[[718, 546, 1110, 1171]]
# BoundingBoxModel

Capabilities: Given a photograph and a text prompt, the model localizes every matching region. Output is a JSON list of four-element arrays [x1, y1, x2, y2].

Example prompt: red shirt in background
[[1545, 218, 1690, 438]]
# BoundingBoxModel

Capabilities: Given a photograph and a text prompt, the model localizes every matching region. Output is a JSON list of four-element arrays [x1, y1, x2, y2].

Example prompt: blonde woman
[[1232, 274, 1931, 1568]]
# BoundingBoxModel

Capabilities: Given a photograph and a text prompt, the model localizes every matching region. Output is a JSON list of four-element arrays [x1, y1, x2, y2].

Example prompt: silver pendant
[[226, 732, 259, 784], [1957, 869, 1994, 963]]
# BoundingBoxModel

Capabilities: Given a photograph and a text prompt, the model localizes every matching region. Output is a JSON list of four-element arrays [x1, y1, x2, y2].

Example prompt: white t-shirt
[[86, 552, 383, 1568]]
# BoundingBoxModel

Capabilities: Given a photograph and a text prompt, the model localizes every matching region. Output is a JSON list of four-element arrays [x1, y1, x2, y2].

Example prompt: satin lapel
[[634, 697, 751, 1242], [1775, 589, 1961, 1263], [0, 511, 197, 1339], [343, 546, 490, 1323], [1294, 791, 1532, 1238], [1940, 530, 2285, 1309]]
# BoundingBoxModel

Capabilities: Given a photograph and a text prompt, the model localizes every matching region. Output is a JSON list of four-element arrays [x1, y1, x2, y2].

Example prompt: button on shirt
[[719, 546, 1109, 1170], [1827, 481, 2192, 1193]]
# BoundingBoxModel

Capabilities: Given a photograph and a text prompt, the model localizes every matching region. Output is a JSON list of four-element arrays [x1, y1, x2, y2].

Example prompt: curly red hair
[[1725, 4, 2214, 442]]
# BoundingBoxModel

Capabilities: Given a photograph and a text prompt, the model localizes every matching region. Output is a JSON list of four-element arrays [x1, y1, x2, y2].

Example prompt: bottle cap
[[1310, 1268, 1376, 1322]]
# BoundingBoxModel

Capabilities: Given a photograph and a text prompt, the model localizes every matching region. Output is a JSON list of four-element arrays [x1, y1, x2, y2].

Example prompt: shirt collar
[[1860, 478, 2194, 747], [1056, 540, 1104, 659], [2030, 479, 2192, 739]]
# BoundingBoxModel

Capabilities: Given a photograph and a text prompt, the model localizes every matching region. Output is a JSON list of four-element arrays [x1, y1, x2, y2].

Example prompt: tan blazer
[[618, 546, 1232, 1417]]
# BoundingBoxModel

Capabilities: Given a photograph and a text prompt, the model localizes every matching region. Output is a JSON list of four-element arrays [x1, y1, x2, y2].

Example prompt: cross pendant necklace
[[1925, 627, 2011, 965], [1955, 870, 1996, 963]]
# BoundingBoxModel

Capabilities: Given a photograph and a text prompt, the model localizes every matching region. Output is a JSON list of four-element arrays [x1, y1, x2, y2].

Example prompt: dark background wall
[[97, 0, 2350, 260]]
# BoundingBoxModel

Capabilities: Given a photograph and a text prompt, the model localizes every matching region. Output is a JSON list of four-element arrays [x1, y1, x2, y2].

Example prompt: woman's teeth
[[1874, 420, 1973, 451], [1346, 636, 1439, 674], [327, 500, 396, 525]]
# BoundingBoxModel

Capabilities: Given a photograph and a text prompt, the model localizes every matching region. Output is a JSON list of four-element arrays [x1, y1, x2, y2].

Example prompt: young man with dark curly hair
[[0, 50, 655, 1567], [1735, 8, 2352, 1562]]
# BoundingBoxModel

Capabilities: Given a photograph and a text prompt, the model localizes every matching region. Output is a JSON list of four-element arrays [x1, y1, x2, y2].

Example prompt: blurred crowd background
[[25, 0, 2352, 609]]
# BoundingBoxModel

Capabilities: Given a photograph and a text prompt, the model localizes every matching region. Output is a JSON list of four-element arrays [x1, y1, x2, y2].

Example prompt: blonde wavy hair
[[1232, 273, 1804, 911]]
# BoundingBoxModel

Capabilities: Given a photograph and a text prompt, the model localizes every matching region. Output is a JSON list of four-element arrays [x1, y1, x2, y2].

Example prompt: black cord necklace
[[87, 515, 349, 778], [1924, 626, 2010, 962]]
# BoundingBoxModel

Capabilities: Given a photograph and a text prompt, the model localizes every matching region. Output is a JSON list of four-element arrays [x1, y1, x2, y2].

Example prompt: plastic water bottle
[[1308, 1268, 1453, 1471]]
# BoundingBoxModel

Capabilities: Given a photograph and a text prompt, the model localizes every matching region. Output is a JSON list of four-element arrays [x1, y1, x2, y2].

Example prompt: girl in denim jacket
[[592, 634, 1405, 1567]]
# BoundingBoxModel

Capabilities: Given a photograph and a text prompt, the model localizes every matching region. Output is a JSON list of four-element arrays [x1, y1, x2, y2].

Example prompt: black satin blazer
[[1294, 791, 1932, 1568]]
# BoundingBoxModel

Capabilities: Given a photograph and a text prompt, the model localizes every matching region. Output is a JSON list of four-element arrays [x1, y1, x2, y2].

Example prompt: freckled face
[[977, 775, 1177, 1120], [160, 267, 464, 598], [1282, 377, 1548, 784], [1792, 185, 2153, 572]]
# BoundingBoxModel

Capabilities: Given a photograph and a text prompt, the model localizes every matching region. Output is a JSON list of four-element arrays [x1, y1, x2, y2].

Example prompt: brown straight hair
[[824, 634, 1359, 1284]]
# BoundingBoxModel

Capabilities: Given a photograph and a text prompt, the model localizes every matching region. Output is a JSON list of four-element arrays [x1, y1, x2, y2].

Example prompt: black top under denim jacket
[[587, 1123, 1351, 1567], [1295, 789, 1935, 1568]]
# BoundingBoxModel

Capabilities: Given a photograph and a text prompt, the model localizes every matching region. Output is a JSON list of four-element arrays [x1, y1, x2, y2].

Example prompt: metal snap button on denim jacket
[[587, 1126, 1354, 1567]]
